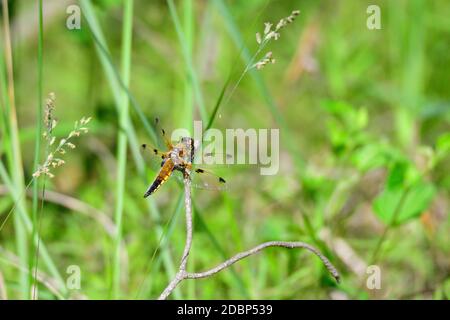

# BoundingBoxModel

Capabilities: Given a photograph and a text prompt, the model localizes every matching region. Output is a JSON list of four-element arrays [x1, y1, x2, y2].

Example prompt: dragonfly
[[142, 119, 229, 197]]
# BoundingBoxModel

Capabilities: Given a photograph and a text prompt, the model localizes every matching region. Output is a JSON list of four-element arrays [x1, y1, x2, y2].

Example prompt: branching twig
[[158, 175, 340, 300], [158, 172, 194, 300]]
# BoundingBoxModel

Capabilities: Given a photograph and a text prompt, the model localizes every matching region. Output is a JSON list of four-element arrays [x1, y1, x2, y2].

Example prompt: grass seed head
[[44, 92, 55, 131], [33, 93, 92, 180], [256, 32, 262, 44], [253, 9, 300, 70]]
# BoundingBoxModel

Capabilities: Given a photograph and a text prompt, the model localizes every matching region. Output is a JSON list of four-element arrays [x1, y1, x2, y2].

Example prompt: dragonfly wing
[[141, 117, 175, 171], [194, 151, 232, 166], [172, 167, 228, 191], [192, 168, 228, 190], [141, 143, 167, 172], [154, 117, 173, 150]]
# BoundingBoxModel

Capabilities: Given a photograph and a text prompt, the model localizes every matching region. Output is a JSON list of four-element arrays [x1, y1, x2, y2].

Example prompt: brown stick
[[158, 175, 340, 300]]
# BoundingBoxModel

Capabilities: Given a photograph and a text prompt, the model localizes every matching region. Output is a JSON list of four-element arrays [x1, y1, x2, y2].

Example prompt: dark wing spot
[[142, 143, 147, 149], [195, 169, 204, 173], [153, 149, 158, 154], [162, 129, 166, 135], [155, 117, 160, 124], [219, 177, 226, 183]]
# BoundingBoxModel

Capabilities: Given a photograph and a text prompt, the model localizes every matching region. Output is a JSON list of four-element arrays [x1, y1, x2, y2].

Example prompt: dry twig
[[158, 174, 340, 300]]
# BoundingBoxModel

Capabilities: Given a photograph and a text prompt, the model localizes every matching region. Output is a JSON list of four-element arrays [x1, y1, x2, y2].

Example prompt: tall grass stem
[[111, 0, 133, 299]]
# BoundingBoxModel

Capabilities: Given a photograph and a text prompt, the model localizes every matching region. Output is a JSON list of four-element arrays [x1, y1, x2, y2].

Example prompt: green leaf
[[355, 108, 368, 130], [373, 180, 435, 225], [436, 132, 450, 156], [321, 100, 354, 117], [351, 143, 389, 172], [373, 159, 436, 225], [386, 161, 408, 189]]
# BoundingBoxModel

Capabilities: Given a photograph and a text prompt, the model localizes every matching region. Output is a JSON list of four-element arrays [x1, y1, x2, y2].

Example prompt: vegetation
[[0, 0, 449, 300]]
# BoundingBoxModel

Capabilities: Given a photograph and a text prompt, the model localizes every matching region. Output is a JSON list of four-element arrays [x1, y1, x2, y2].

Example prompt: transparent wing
[[193, 151, 232, 166], [154, 117, 173, 150], [172, 167, 228, 191], [140, 142, 167, 172]]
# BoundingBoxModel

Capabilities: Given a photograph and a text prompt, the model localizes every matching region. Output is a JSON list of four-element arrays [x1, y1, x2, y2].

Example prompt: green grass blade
[[194, 206, 249, 298], [80, 0, 180, 298], [167, 0, 208, 123], [205, 75, 231, 132], [139, 193, 184, 298], [0, 162, 66, 296], [182, 0, 194, 135], [30, 0, 44, 299], [111, 0, 134, 300], [212, 0, 306, 175], [1, 0, 29, 298]]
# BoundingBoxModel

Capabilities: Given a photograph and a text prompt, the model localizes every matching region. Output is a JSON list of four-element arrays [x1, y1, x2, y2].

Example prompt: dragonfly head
[[178, 137, 199, 162], [179, 136, 197, 147]]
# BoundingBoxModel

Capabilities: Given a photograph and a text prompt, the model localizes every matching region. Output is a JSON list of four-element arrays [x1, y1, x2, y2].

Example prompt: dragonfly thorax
[[169, 137, 196, 171]]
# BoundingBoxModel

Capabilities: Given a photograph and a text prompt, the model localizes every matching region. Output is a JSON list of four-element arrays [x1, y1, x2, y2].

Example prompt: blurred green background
[[0, 0, 449, 299]]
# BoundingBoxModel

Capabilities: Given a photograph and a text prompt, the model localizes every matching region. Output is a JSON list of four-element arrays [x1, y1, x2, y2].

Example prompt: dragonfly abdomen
[[144, 160, 175, 197]]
